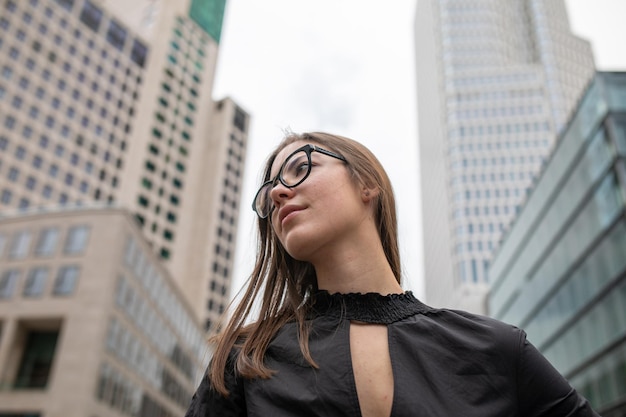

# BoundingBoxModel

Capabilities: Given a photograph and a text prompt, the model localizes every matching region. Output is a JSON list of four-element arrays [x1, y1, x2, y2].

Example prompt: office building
[[415, 0, 595, 312], [489, 72, 626, 416], [0, 206, 207, 417], [0, 0, 249, 329]]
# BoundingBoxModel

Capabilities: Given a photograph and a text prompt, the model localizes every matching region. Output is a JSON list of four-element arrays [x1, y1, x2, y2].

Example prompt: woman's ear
[[361, 186, 380, 203]]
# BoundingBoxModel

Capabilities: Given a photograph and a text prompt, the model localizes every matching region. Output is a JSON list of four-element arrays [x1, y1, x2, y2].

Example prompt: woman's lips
[[278, 205, 305, 224]]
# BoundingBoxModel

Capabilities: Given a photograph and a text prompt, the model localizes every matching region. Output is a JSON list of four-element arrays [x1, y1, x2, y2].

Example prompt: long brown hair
[[208, 132, 401, 395]]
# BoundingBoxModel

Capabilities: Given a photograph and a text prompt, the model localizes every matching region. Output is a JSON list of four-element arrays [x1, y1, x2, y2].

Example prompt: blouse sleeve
[[185, 357, 247, 417], [516, 330, 599, 416]]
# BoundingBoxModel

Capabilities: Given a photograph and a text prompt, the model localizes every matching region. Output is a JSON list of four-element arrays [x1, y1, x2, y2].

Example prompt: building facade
[[415, 0, 595, 312], [489, 72, 626, 416], [0, 207, 208, 417], [0, 0, 249, 329]]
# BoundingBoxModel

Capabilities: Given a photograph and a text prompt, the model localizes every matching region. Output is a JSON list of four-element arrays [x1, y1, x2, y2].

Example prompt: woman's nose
[[269, 181, 295, 205]]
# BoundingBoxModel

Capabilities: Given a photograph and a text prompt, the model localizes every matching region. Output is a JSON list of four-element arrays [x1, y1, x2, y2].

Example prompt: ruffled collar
[[311, 290, 429, 324]]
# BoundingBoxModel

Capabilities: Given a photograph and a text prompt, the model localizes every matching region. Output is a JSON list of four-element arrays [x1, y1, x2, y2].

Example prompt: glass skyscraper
[[415, 0, 595, 312], [489, 72, 626, 416]]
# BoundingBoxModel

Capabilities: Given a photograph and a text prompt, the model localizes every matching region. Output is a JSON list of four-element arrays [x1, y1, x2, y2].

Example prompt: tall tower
[[415, 0, 594, 312], [0, 0, 249, 329]]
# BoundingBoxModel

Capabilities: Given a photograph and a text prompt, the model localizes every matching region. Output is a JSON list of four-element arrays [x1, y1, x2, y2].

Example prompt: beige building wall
[[0, 207, 206, 417], [0, 0, 248, 327]]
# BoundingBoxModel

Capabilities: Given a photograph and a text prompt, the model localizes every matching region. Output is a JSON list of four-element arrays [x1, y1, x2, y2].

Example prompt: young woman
[[185, 132, 598, 417]]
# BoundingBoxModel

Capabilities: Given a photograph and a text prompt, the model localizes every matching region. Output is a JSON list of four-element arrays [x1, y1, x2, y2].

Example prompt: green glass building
[[488, 72, 626, 415]]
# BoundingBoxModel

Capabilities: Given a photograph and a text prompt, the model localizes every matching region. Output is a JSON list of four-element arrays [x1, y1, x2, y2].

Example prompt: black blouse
[[185, 291, 599, 417]]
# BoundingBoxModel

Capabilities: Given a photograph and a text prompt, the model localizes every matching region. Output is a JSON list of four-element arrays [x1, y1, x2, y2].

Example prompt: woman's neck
[[312, 242, 403, 295]]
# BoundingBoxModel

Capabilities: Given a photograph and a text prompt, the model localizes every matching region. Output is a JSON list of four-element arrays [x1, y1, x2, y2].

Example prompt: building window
[[79, 0, 103, 32], [48, 164, 58, 178], [4, 115, 16, 129], [14, 330, 59, 388], [41, 185, 52, 199], [2, 65, 13, 80], [35, 227, 59, 257], [130, 40, 147, 67], [0, 233, 6, 257], [53, 265, 79, 296], [12, 95, 23, 109], [1, 189, 12, 204], [0, 269, 20, 299], [8, 167, 19, 182], [106, 19, 126, 51], [15, 146, 26, 159], [24, 267, 49, 297], [9, 231, 32, 259], [18, 198, 30, 210], [25, 176, 36, 190], [64, 225, 90, 254]]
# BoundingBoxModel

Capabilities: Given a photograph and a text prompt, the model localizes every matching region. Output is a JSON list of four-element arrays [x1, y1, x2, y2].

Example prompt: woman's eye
[[295, 161, 309, 172]]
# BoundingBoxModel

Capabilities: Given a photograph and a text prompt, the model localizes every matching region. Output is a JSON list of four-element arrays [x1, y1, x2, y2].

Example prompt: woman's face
[[267, 141, 370, 262]]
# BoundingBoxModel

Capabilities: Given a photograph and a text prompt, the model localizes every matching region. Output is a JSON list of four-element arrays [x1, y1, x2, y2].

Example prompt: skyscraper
[[488, 72, 626, 416], [0, 0, 249, 329], [415, 0, 595, 312]]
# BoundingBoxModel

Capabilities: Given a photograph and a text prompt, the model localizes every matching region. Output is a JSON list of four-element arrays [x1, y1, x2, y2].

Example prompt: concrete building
[[0, 206, 208, 417], [415, 0, 595, 312], [0, 0, 249, 329], [489, 72, 626, 416]]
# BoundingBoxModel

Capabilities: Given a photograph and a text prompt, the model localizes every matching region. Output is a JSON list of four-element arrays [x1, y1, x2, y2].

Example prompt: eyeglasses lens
[[281, 150, 310, 186], [255, 183, 272, 218], [255, 149, 311, 218]]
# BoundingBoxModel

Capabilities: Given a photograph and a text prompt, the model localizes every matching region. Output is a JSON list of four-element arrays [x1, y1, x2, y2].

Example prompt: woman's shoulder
[[398, 304, 525, 357]]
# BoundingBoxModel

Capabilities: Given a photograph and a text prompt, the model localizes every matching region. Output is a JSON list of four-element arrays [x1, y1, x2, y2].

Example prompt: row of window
[[455, 238, 502, 255], [115, 274, 183, 364], [451, 170, 541, 185], [123, 236, 203, 358], [453, 204, 522, 222], [0, 142, 120, 187], [106, 315, 170, 392], [2, 37, 137, 99], [453, 121, 552, 138], [96, 362, 177, 417], [0, 225, 89, 260], [0, 264, 79, 298], [454, 187, 528, 201], [0, 183, 114, 210], [453, 104, 545, 120], [2, 162, 89, 194], [451, 137, 550, 152], [455, 88, 545, 103], [113, 275, 199, 391], [0, 0, 143, 197], [57, 0, 148, 67], [0, 132, 122, 173], [454, 154, 543, 169], [455, 221, 509, 236], [457, 257, 490, 285], [131, 20, 209, 250], [1, 64, 134, 138]]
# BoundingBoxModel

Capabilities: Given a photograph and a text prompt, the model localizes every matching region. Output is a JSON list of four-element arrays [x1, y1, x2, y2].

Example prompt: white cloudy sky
[[213, 0, 626, 301]]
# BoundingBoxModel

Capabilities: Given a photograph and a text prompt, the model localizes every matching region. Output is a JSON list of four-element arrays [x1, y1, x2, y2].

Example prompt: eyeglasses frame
[[252, 144, 347, 219]]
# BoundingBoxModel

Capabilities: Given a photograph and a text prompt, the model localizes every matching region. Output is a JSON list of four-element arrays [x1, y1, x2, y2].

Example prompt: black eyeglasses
[[252, 144, 347, 219]]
